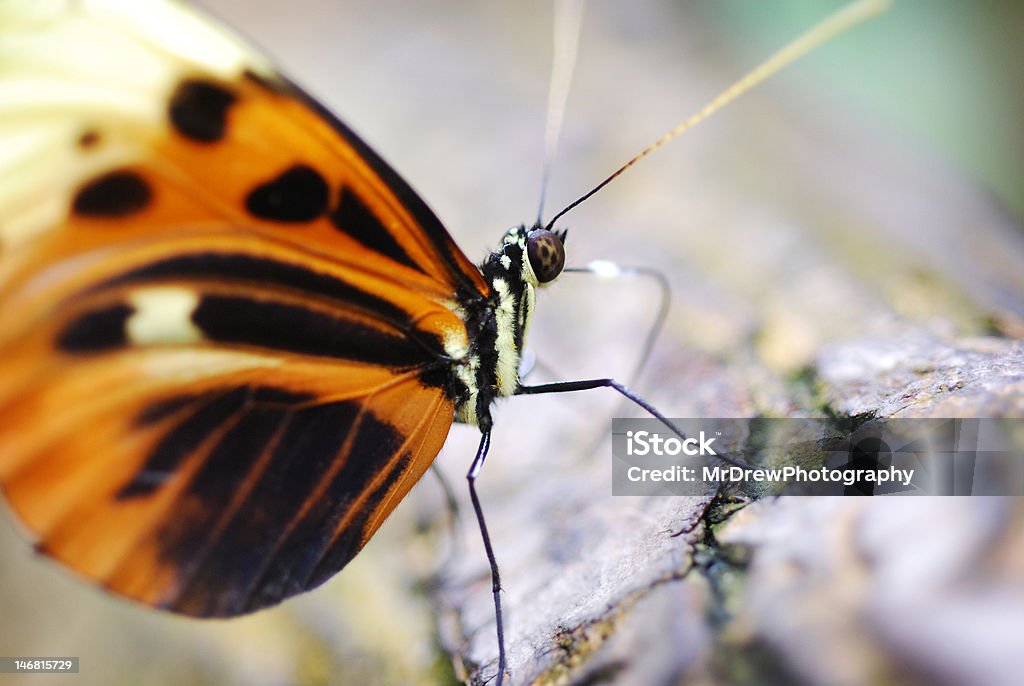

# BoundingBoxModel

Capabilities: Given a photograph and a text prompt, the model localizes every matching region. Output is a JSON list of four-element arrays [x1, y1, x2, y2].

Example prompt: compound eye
[[526, 229, 565, 283]]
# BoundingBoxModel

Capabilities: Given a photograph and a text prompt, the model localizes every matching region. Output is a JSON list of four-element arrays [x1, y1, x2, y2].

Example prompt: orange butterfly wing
[[0, 0, 481, 615], [2, 357, 453, 616]]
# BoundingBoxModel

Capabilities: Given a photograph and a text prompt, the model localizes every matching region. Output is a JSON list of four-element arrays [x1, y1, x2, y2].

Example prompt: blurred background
[[2, 1, 1022, 685], [707, 0, 1024, 223]]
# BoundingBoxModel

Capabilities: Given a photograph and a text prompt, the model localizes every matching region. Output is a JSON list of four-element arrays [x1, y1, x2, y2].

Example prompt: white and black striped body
[[450, 224, 566, 431]]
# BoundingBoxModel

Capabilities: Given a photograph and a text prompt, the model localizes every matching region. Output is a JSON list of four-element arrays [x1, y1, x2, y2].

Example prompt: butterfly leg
[[561, 262, 671, 455], [564, 263, 671, 387], [517, 379, 759, 470], [467, 429, 508, 685]]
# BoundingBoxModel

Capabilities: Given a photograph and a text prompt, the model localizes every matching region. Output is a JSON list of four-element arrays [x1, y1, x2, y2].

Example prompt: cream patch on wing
[[126, 286, 203, 345]]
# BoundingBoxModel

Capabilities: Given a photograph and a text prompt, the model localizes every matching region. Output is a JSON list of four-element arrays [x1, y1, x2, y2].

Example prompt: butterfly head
[[454, 222, 567, 419], [498, 223, 567, 288]]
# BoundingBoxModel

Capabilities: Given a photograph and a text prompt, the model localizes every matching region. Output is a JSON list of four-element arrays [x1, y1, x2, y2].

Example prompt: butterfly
[[0, 0, 888, 683], [1, 0, 541, 612]]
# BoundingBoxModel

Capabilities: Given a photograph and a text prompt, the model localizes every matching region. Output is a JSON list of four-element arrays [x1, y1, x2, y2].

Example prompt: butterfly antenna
[[537, 0, 586, 226], [544, 0, 891, 232]]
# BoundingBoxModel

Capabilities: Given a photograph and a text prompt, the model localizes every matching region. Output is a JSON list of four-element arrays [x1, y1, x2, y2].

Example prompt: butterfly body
[[454, 223, 568, 428], [0, 0, 565, 618]]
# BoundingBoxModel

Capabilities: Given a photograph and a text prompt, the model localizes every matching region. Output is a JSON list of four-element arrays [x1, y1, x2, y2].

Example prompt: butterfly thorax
[[450, 224, 566, 430]]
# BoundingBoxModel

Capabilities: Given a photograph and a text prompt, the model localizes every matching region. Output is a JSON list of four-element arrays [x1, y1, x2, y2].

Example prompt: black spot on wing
[[169, 79, 237, 143], [117, 387, 250, 499], [245, 164, 329, 223], [77, 129, 101, 149], [251, 73, 487, 296], [72, 170, 152, 217], [190, 295, 429, 368], [97, 253, 414, 332], [57, 303, 134, 352], [329, 188, 425, 273]]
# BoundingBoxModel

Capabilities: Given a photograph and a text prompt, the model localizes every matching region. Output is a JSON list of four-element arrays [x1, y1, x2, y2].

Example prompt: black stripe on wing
[[95, 252, 412, 330], [57, 251, 454, 370], [117, 384, 431, 616], [329, 187, 423, 274], [57, 289, 440, 370], [190, 295, 430, 366], [242, 70, 488, 297], [119, 386, 317, 500]]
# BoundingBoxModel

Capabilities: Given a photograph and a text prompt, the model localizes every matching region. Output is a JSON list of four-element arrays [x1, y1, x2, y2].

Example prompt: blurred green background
[[704, 0, 1024, 223]]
